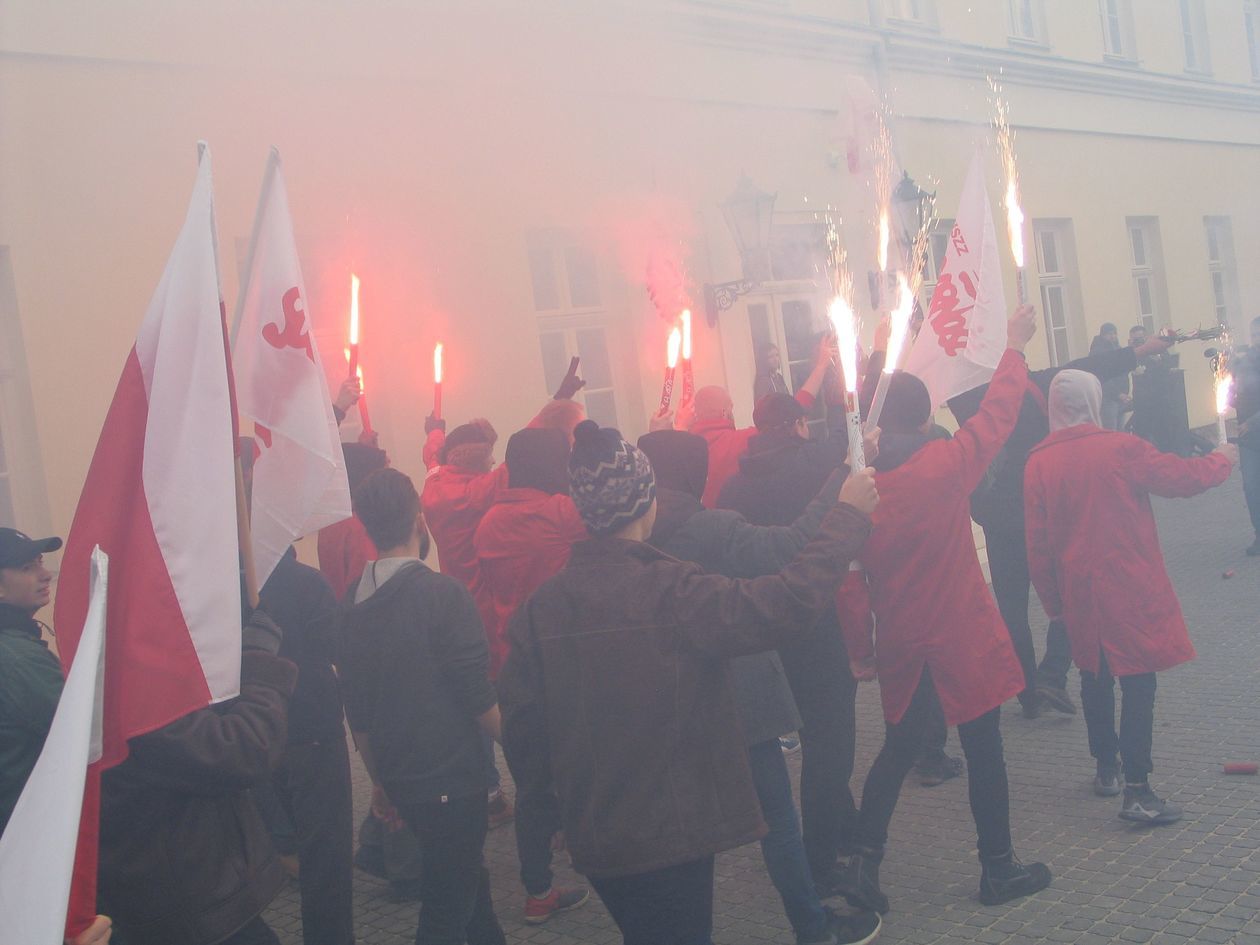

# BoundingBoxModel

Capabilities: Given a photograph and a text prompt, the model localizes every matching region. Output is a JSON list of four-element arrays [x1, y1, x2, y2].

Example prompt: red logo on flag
[[927, 270, 978, 357], [262, 287, 314, 362]]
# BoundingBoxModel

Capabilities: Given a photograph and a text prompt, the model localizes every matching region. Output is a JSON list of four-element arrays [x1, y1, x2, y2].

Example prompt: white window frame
[[885, 0, 938, 29], [1126, 217, 1169, 335], [1098, 0, 1138, 61], [1008, 0, 1048, 45], [1245, 0, 1260, 81], [526, 229, 621, 428], [1033, 221, 1084, 367], [919, 217, 954, 312], [1179, 0, 1212, 74], [1204, 217, 1240, 327], [745, 287, 833, 439]]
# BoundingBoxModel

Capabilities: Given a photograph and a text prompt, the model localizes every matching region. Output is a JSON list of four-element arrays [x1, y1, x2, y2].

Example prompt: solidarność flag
[[903, 149, 1008, 409], [232, 147, 351, 587]]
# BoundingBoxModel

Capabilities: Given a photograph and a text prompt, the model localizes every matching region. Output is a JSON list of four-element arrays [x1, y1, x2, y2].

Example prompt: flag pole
[[230, 148, 281, 346]]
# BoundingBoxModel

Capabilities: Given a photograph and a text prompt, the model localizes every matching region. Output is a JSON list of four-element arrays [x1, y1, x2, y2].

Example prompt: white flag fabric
[[233, 148, 351, 586], [0, 548, 108, 944], [904, 149, 1008, 409]]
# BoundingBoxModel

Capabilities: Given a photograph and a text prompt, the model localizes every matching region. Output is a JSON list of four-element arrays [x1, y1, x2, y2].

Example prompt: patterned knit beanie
[[568, 420, 656, 537]]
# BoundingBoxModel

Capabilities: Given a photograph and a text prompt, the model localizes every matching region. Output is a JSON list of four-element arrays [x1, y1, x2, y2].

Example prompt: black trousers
[[779, 625, 858, 876], [273, 736, 355, 945], [500, 733, 561, 897], [854, 671, 1012, 859], [1080, 649, 1157, 783], [591, 856, 715, 945], [396, 793, 506, 945], [983, 525, 1074, 695]]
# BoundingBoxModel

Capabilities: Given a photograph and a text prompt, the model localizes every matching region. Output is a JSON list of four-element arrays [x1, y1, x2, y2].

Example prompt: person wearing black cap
[[1090, 323, 1126, 431], [0, 526, 64, 836], [498, 421, 879, 945]]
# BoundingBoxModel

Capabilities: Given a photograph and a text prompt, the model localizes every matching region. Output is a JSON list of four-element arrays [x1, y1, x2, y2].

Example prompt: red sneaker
[[487, 791, 515, 829], [523, 886, 589, 924]]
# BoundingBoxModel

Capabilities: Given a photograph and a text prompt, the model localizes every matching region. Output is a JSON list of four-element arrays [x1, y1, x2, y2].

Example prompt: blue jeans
[[747, 739, 829, 942], [1240, 440, 1260, 538]]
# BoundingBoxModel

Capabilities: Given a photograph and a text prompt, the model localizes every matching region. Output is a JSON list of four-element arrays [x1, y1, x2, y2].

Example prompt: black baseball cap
[[0, 528, 63, 569]]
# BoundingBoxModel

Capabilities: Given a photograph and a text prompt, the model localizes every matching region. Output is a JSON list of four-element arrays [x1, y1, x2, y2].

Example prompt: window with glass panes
[[1204, 217, 1239, 327], [1008, 0, 1044, 42], [1034, 223, 1082, 366], [1179, 0, 1212, 73], [1127, 218, 1168, 334], [527, 232, 620, 429], [887, 0, 936, 26], [1099, 0, 1136, 59]]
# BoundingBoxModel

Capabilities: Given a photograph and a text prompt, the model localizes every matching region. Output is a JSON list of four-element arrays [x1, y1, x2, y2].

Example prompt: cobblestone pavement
[[265, 470, 1260, 945]]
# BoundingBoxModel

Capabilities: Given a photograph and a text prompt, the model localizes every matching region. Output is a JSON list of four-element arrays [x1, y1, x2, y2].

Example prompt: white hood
[[1048, 369, 1103, 431]]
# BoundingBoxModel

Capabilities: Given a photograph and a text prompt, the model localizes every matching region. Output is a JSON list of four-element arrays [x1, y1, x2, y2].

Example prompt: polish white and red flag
[[232, 148, 350, 586], [52, 145, 242, 936], [903, 149, 1008, 408]]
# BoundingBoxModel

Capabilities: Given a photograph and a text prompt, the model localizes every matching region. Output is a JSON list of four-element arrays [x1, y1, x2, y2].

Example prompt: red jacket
[[844, 349, 1028, 726], [692, 419, 756, 510], [1024, 426, 1230, 676], [422, 462, 510, 590], [317, 517, 378, 601], [473, 488, 588, 677]]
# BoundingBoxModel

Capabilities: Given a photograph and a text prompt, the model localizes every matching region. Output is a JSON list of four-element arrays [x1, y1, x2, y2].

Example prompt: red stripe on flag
[[63, 764, 101, 939], [55, 348, 215, 763]]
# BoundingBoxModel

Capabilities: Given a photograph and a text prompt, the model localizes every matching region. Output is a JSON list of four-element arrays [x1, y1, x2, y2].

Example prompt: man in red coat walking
[[1025, 370, 1235, 824], [837, 303, 1052, 914]]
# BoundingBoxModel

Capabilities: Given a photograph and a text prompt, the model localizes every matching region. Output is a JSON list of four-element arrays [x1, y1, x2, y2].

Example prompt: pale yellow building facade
[[2, 0, 1257, 540]]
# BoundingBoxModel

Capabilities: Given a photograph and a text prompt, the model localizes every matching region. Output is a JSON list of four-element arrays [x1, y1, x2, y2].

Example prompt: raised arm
[[719, 468, 843, 577], [672, 475, 876, 659], [941, 304, 1036, 493], [1123, 438, 1233, 498]]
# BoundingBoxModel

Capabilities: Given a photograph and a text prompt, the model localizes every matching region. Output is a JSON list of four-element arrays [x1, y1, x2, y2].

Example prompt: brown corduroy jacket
[[497, 501, 871, 880]]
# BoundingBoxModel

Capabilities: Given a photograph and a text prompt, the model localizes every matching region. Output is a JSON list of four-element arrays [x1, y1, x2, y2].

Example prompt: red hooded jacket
[[473, 489, 588, 678], [317, 518, 377, 601], [843, 349, 1029, 726], [1024, 426, 1230, 676]]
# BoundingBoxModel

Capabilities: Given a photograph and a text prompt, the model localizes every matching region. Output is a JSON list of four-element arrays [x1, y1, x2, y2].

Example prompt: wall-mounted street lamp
[[704, 176, 777, 326]]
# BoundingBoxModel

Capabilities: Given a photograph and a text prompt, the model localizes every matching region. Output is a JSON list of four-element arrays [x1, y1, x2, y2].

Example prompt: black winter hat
[[879, 372, 932, 434], [636, 431, 709, 501], [752, 392, 806, 432], [505, 428, 570, 495]]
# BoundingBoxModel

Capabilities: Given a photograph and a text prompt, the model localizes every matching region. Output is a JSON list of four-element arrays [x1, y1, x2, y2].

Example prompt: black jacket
[[260, 547, 344, 745], [648, 478, 837, 746], [717, 429, 846, 526], [1233, 346, 1260, 448], [98, 651, 297, 945], [949, 345, 1137, 532], [340, 562, 497, 804]]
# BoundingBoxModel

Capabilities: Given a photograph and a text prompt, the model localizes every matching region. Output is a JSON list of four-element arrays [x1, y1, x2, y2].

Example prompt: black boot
[[978, 848, 1052, 906], [835, 847, 890, 915]]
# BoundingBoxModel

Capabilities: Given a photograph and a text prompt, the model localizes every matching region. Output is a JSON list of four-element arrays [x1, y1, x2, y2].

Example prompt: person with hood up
[[637, 430, 881, 945], [835, 303, 1053, 914], [498, 420, 879, 945], [946, 323, 1174, 718], [715, 390, 865, 892], [1025, 371, 1235, 822], [472, 426, 590, 924]]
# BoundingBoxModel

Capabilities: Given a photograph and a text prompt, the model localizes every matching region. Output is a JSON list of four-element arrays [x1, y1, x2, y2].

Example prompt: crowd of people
[[0, 307, 1252, 945]]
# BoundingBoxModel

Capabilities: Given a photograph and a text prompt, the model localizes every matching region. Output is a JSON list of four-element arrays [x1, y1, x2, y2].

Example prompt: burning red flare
[[666, 327, 682, 370]]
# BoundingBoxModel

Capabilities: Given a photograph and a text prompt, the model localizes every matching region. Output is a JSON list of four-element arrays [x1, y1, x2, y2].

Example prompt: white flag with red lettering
[[904, 149, 1008, 408], [232, 148, 350, 586]]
